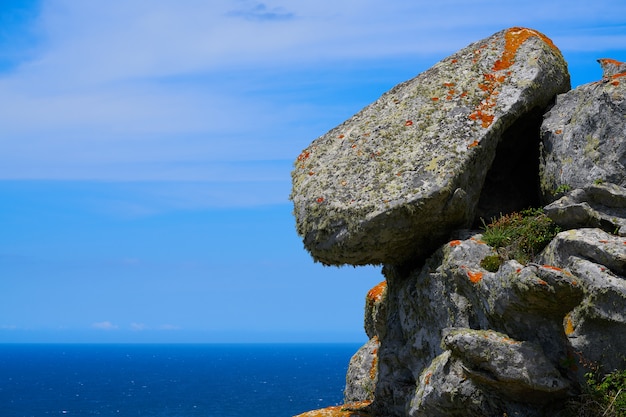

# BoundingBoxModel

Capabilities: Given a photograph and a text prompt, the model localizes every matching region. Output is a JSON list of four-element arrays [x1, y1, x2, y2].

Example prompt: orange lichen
[[467, 270, 484, 284], [470, 237, 486, 244], [369, 341, 379, 380], [501, 335, 521, 345], [612, 81, 620, 86], [405, 120, 413, 126], [431, 97, 439, 101], [611, 72, 626, 80], [338, 134, 345, 139], [493, 27, 560, 71], [451, 59, 458, 64], [542, 264, 572, 276], [599, 58, 625, 67], [367, 281, 387, 304], [449, 240, 462, 247], [316, 197, 324, 203], [565, 313, 575, 336], [469, 110, 495, 129], [424, 372, 432, 385], [308, 171, 315, 176], [469, 28, 560, 129], [537, 279, 548, 286], [294, 401, 372, 417], [599, 240, 609, 244], [297, 150, 311, 161], [467, 139, 480, 148], [555, 129, 563, 134]]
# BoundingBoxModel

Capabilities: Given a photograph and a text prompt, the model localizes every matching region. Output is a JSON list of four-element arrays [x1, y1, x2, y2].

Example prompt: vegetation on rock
[[480, 208, 561, 265], [565, 370, 626, 417]]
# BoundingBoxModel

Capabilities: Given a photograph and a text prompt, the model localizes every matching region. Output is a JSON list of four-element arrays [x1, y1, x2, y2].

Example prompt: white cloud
[[92, 321, 119, 330], [0, 0, 624, 195]]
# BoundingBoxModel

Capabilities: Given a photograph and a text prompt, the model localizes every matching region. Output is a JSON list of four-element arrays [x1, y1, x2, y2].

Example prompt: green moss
[[480, 254, 503, 272], [480, 208, 561, 264]]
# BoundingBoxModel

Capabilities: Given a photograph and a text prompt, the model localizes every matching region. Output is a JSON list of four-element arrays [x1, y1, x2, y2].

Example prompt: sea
[[0, 343, 361, 417]]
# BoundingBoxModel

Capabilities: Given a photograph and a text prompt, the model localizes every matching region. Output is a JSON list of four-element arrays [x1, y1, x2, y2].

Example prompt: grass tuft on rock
[[565, 370, 626, 417], [480, 208, 561, 265]]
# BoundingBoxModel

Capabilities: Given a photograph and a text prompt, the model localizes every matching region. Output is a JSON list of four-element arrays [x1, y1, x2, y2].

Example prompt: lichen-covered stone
[[364, 281, 387, 339], [371, 234, 584, 416], [544, 182, 626, 236], [344, 336, 379, 403], [537, 228, 626, 374], [443, 328, 570, 399], [293, 401, 372, 417], [291, 27, 570, 266], [540, 62, 626, 203]]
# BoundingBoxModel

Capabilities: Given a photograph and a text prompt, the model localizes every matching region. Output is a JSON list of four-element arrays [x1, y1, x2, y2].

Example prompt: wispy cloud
[[92, 321, 119, 330], [226, 2, 295, 21], [0, 0, 625, 206]]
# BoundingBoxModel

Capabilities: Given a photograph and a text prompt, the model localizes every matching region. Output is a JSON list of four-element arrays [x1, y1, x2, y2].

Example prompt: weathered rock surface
[[544, 182, 626, 236], [370, 236, 586, 416], [540, 61, 626, 203], [292, 30, 626, 417], [344, 336, 379, 403], [291, 27, 570, 266], [538, 228, 626, 375]]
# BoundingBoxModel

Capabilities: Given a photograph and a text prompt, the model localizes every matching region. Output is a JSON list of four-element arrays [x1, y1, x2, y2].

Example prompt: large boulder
[[540, 60, 626, 203], [291, 27, 570, 266]]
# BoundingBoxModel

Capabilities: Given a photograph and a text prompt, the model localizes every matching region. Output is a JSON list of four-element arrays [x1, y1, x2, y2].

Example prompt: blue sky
[[1, 1, 625, 343]]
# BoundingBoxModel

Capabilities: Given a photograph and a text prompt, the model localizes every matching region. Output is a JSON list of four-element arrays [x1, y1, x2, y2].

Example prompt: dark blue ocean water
[[0, 344, 360, 417]]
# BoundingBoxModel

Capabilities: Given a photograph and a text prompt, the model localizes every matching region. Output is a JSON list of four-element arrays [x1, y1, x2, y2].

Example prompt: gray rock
[[537, 228, 626, 374], [364, 280, 387, 339], [371, 234, 584, 416], [408, 330, 570, 417], [544, 182, 626, 236], [597, 58, 626, 79], [540, 63, 626, 203], [344, 336, 379, 403], [291, 27, 570, 266], [443, 328, 570, 399]]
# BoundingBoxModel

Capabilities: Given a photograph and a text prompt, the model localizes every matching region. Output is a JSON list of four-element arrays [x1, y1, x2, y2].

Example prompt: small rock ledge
[[291, 28, 626, 417]]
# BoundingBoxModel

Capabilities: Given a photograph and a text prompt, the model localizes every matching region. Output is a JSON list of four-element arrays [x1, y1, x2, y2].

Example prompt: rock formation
[[540, 64, 626, 202], [292, 29, 626, 417], [291, 27, 570, 266]]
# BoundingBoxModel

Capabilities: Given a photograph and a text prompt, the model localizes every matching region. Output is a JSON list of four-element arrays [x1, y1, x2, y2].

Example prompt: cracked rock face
[[291, 27, 570, 266], [540, 61, 626, 203]]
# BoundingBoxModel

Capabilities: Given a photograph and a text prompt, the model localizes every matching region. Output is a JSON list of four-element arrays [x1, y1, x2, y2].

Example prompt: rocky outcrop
[[540, 60, 626, 202], [291, 27, 570, 266], [292, 29, 626, 417]]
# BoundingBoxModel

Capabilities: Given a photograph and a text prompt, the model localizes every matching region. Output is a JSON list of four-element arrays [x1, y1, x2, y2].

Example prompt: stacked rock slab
[[291, 27, 570, 266], [291, 29, 626, 417]]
